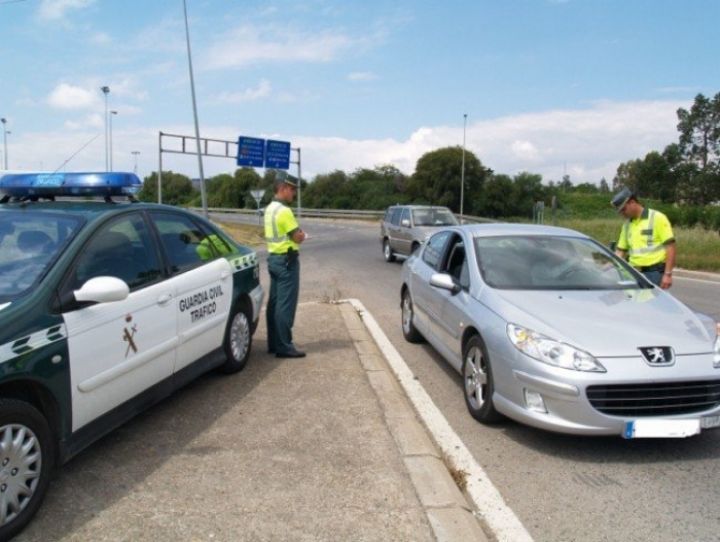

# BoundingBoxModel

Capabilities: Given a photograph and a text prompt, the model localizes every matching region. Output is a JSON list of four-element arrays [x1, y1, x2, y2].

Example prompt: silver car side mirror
[[430, 273, 461, 294], [401, 218, 410, 227]]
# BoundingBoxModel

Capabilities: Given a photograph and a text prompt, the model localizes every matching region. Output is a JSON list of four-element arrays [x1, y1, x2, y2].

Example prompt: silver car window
[[422, 231, 451, 270], [474, 235, 641, 290]]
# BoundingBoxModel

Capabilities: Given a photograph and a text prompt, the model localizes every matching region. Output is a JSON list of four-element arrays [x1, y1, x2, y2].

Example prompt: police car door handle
[[157, 293, 173, 305]]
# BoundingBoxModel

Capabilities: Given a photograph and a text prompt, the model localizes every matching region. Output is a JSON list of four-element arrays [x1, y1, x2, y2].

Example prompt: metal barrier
[[189, 207, 495, 223]]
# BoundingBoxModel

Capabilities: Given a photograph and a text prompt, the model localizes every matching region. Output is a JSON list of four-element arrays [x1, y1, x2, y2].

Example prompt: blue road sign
[[237, 136, 265, 167], [265, 139, 291, 170]]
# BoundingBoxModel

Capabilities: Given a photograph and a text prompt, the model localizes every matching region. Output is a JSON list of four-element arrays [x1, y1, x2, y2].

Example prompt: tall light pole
[[182, 0, 208, 218], [100, 86, 110, 171], [1, 118, 8, 170], [109, 110, 117, 171], [460, 113, 467, 224], [132, 150, 140, 174]]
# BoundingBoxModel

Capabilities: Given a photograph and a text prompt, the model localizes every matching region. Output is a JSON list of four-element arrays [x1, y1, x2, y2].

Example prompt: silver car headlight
[[507, 323, 606, 373], [714, 325, 720, 368]]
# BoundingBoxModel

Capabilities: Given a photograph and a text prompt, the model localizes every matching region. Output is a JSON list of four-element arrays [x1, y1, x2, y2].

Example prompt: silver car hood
[[483, 287, 715, 357]]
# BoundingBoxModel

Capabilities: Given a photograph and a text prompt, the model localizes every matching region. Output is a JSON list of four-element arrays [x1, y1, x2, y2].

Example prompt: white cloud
[[203, 25, 360, 70], [47, 83, 99, 109], [9, 99, 689, 185], [347, 72, 378, 82], [38, 0, 95, 21], [89, 32, 111, 45], [212, 80, 272, 104], [64, 113, 103, 130]]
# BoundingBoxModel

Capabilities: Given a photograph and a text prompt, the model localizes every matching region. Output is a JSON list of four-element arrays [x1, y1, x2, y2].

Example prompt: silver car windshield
[[412, 208, 458, 226], [0, 211, 82, 301], [474, 235, 644, 290]]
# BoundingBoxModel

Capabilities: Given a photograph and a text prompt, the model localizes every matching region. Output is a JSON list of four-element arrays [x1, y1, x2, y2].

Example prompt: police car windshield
[[0, 211, 82, 301], [474, 235, 645, 290]]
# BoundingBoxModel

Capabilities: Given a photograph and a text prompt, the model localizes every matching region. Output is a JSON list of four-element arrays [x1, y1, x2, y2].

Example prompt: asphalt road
[[283, 216, 720, 542]]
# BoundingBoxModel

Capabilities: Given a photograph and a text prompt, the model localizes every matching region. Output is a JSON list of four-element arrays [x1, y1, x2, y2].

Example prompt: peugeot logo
[[639, 346, 674, 366]]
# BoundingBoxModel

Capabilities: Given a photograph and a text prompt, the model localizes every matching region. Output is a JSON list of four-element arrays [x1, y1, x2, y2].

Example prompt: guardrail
[[190, 206, 494, 223]]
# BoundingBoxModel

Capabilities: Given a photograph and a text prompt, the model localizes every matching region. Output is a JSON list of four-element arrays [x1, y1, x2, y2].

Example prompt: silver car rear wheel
[[462, 335, 501, 423]]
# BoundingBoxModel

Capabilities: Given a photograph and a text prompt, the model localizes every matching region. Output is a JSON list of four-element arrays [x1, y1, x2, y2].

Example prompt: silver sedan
[[400, 224, 720, 438]]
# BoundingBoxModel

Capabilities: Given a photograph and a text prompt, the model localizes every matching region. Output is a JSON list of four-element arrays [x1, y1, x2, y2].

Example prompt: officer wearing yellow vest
[[264, 174, 307, 358], [612, 187, 676, 289]]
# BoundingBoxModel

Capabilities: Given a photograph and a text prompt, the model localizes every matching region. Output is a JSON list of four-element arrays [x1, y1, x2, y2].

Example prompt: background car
[[400, 223, 720, 438], [380, 204, 458, 262], [0, 172, 263, 539]]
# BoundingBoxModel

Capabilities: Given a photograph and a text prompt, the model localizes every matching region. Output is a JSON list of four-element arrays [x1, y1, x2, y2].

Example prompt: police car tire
[[462, 335, 503, 424], [220, 305, 252, 374], [0, 399, 55, 540]]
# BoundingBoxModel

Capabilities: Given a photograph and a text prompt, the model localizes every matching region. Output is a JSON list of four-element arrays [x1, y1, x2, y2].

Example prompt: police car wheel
[[0, 399, 54, 540], [401, 290, 424, 343], [220, 305, 252, 374], [383, 240, 395, 263], [462, 335, 502, 424]]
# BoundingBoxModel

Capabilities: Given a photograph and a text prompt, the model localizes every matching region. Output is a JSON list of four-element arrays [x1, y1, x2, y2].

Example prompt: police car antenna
[[51, 134, 101, 175]]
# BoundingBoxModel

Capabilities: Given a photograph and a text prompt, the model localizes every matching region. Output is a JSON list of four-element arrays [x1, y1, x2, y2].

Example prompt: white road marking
[[343, 298, 534, 542]]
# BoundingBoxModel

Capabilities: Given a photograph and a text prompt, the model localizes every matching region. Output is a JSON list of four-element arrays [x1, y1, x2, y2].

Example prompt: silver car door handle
[[221, 270, 230, 279], [157, 293, 173, 305]]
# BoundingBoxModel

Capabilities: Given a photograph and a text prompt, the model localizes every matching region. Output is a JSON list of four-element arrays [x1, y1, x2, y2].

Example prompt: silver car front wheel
[[401, 290, 423, 343], [462, 335, 501, 423]]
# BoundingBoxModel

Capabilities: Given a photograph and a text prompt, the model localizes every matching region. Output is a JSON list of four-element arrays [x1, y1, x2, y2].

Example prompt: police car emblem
[[639, 346, 674, 366], [123, 314, 138, 357]]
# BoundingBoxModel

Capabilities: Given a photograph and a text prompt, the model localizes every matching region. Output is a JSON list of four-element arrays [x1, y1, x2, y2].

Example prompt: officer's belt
[[634, 262, 665, 273]]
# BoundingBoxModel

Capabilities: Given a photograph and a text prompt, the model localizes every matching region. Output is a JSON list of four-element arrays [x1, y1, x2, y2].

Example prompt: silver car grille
[[586, 380, 720, 417]]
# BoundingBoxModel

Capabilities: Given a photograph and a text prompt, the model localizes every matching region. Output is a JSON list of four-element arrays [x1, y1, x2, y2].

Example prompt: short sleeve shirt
[[264, 201, 300, 254], [616, 208, 674, 266]]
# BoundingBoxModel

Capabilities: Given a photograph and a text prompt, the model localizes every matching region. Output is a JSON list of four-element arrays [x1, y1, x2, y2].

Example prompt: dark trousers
[[266, 253, 300, 354]]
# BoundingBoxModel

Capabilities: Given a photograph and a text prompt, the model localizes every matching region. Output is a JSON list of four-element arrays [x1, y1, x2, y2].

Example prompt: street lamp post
[[182, 0, 208, 218], [109, 110, 117, 171], [100, 86, 110, 171], [1, 118, 8, 170], [460, 113, 467, 224], [132, 151, 140, 174]]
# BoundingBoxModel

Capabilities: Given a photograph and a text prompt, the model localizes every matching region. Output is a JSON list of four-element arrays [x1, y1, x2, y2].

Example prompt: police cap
[[611, 187, 634, 212]]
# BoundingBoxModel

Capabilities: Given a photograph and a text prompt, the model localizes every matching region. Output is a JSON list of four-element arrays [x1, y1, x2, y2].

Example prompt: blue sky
[[1, 0, 718, 184]]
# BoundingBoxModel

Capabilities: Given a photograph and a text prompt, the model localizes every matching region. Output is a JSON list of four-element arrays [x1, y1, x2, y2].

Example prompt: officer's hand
[[660, 274, 672, 289]]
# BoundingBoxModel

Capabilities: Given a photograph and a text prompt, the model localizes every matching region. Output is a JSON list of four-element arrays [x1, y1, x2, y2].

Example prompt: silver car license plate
[[623, 419, 701, 439]]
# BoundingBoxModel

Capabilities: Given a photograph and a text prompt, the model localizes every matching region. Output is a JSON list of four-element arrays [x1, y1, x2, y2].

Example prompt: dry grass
[[214, 220, 265, 248], [442, 453, 469, 492]]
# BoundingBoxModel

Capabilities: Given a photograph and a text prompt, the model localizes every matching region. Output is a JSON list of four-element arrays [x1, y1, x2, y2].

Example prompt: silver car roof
[[450, 223, 590, 239]]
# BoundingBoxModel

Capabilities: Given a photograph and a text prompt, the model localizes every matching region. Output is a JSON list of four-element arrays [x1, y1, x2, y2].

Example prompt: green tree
[[138, 171, 196, 206], [677, 92, 720, 169], [511, 172, 545, 217], [407, 147, 490, 213], [477, 174, 514, 217]]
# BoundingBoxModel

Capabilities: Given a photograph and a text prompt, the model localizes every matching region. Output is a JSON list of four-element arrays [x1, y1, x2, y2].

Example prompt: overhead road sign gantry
[[237, 136, 265, 167], [265, 139, 291, 170]]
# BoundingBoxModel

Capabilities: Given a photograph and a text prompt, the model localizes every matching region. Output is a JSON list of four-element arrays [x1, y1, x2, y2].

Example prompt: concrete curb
[[337, 302, 489, 542], [340, 299, 535, 542], [674, 268, 720, 282]]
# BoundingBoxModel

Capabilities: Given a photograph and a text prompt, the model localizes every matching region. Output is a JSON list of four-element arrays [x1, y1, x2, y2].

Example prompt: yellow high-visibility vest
[[264, 200, 299, 254], [616, 208, 674, 267]]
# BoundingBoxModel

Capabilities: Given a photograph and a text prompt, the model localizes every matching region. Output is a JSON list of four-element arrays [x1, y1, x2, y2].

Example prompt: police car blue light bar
[[0, 172, 142, 199]]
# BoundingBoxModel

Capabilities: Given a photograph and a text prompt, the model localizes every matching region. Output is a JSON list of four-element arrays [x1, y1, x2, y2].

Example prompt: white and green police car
[[0, 172, 263, 539]]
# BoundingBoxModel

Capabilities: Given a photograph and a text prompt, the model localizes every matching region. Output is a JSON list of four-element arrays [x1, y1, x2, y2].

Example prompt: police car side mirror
[[74, 276, 130, 304]]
